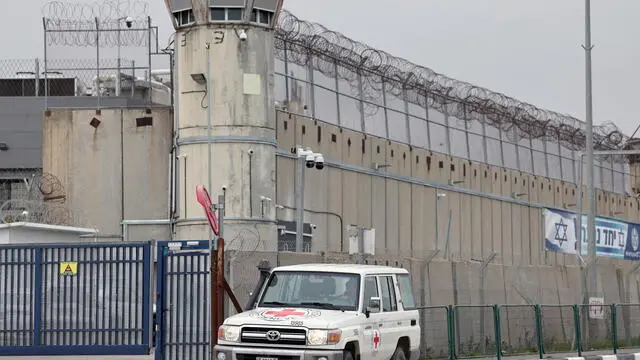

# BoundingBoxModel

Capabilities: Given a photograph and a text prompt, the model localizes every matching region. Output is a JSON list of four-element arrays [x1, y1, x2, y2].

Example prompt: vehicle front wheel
[[343, 349, 354, 360], [391, 346, 407, 360]]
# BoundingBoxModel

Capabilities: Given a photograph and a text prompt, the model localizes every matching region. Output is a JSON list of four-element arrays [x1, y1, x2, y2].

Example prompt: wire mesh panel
[[616, 304, 640, 349], [418, 306, 450, 359], [156, 241, 211, 360], [499, 305, 539, 356], [0, 243, 151, 356], [0, 247, 35, 347], [540, 305, 577, 354], [454, 305, 497, 358], [577, 304, 613, 351]]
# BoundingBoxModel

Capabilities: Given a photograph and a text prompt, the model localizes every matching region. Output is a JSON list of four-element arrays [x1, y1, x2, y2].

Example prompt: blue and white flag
[[544, 208, 578, 254], [544, 208, 636, 260]]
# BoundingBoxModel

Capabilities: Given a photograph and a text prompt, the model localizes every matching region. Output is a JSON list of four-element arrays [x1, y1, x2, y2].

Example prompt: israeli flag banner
[[544, 207, 637, 260], [544, 208, 578, 255]]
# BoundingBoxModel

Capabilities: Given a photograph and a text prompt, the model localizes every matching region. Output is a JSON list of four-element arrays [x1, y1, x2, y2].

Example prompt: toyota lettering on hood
[[249, 308, 322, 322]]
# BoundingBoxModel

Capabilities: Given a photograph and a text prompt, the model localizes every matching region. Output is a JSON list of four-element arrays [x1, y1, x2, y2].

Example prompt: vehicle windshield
[[258, 271, 360, 311]]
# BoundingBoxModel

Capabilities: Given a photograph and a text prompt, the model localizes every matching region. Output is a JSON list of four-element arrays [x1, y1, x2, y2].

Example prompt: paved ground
[[0, 356, 153, 359], [0, 355, 153, 359], [4, 348, 639, 359]]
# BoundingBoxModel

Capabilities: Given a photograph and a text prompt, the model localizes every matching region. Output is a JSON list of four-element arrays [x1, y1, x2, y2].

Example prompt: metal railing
[[417, 304, 640, 360]]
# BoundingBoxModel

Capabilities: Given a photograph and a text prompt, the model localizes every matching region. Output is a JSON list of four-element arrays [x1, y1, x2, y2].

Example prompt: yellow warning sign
[[59, 262, 78, 276]]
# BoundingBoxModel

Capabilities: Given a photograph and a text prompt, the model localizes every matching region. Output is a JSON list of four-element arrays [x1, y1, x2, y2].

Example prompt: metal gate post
[[211, 246, 218, 349], [33, 248, 43, 346]]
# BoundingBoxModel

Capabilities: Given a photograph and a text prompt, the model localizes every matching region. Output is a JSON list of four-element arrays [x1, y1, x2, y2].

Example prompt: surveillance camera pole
[[116, 0, 122, 96], [295, 153, 305, 252], [294, 146, 324, 252]]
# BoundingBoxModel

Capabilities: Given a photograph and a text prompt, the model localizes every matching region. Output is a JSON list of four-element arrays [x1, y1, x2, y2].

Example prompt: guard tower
[[165, 0, 283, 249]]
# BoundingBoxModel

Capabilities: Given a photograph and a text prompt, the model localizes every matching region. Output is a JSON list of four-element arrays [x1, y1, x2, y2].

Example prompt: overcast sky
[[3, 0, 639, 135]]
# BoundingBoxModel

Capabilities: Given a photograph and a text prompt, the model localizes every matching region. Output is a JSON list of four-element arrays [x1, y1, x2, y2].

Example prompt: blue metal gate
[[0, 242, 152, 356], [156, 240, 211, 360]]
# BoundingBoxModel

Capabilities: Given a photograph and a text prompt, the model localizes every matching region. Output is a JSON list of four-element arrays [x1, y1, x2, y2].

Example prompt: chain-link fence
[[0, 1, 173, 108], [416, 303, 640, 359]]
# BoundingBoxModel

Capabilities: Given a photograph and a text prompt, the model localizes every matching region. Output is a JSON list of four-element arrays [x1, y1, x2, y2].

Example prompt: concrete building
[[2, 2, 640, 318], [2, 3, 640, 355]]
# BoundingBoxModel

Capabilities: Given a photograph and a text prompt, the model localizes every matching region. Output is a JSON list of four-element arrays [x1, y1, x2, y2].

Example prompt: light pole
[[582, 0, 597, 302], [292, 146, 325, 252]]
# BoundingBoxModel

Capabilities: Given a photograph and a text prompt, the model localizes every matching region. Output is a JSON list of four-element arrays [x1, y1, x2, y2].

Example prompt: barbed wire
[[42, 0, 151, 47], [42, 0, 149, 21], [275, 10, 627, 155], [0, 171, 74, 226]]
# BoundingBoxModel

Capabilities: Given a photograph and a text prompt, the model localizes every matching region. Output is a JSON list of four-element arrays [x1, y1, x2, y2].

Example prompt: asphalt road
[[4, 347, 639, 359]]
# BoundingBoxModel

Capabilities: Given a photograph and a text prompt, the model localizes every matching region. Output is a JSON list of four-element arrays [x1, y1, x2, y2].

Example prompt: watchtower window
[[210, 8, 225, 20], [227, 7, 243, 20], [173, 9, 195, 26], [251, 8, 273, 25], [209, 6, 273, 25], [210, 7, 244, 21]]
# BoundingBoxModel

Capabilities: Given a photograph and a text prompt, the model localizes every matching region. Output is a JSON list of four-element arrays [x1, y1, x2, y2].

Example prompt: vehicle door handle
[[364, 325, 372, 330], [378, 323, 383, 327], [397, 321, 402, 325], [411, 319, 417, 326]]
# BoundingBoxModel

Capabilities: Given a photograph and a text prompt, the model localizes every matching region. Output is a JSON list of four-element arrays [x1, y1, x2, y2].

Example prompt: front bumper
[[214, 344, 344, 360]]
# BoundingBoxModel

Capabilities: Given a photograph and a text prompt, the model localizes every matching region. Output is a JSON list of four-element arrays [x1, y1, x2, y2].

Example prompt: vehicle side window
[[363, 276, 378, 307], [396, 274, 416, 310], [379, 275, 397, 312]]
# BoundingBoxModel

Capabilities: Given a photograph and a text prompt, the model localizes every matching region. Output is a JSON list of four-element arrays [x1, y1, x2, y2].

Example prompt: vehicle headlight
[[217, 325, 240, 342], [307, 329, 341, 345]]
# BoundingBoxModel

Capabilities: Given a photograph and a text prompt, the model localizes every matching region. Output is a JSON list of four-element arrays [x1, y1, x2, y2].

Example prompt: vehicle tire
[[391, 346, 407, 360], [343, 349, 354, 360]]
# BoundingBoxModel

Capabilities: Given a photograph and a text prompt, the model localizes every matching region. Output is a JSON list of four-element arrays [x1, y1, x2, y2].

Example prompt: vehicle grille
[[236, 355, 300, 360], [241, 326, 307, 345]]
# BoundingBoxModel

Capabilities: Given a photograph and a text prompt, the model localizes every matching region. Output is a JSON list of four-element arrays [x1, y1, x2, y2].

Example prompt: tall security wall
[[42, 107, 173, 241], [274, 110, 639, 266], [226, 108, 640, 305], [226, 110, 640, 357]]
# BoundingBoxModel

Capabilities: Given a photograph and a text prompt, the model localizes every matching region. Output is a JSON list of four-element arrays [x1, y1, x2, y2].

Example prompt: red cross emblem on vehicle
[[373, 330, 380, 350], [264, 308, 306, 317]]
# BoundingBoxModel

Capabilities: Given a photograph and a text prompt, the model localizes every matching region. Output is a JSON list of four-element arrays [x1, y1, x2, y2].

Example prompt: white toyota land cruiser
[[214, 263, 420, 360]]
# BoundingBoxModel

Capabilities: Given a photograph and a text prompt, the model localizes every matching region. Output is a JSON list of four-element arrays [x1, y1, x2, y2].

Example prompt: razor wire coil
[[42, 0, 151, 47], [274, 9, 628, 156]]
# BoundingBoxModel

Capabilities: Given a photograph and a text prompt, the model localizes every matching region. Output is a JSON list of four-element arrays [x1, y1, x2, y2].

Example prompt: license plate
[[256, 357, 278, 360]]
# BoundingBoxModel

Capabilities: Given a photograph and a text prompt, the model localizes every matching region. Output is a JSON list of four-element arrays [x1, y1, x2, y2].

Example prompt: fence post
[[448, 305, 456, 360], [33, 247, 43, 346], [494, 304, 502, 360], [573, 304, 582, 356], [534, 304, 544, 359], [611, 304, 618, 354]]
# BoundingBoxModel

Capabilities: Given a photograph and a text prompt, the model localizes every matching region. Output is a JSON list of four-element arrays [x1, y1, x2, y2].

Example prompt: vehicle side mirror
[[366, 297, 381, 316]]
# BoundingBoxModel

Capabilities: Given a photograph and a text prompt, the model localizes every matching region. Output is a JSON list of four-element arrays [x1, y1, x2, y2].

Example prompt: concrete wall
[[273, 111, 640, 263], [42, 107, 172, 241]]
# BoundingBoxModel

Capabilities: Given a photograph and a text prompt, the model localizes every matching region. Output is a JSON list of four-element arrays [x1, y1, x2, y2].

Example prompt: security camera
[[221, 185, 228, 191], [310, 224, 317, 230], [248, 149, 254, 155], [239, 29, 247, 41], [305, 153, 315, 168], [314, 153, 324, 170], [125, 16, 133, 28]]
